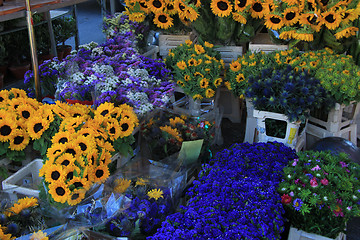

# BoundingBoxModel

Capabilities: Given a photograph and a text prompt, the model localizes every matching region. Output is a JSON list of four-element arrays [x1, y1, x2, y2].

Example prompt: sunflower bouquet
[[0, 89, 43, 168], [165, 40, 224, 100], [140, 109, 215, 162], [39, 102, 138, 207], [0, 197, 49, 238], [260, 0, 360, 52]]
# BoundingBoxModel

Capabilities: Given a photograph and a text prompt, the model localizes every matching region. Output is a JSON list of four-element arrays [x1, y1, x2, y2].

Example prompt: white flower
[[352, 195, 358, 200], [316, 173, 321, 177], [323, 196, 328, 201], [281, 188, 286, 191], [287, 174, 291, 179]]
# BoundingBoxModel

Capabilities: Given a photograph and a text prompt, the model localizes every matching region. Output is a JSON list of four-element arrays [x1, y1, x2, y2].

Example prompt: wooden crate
[[215, 45, 243, 67], [249, 33, 288, 53], [159, 34, 191, 57]]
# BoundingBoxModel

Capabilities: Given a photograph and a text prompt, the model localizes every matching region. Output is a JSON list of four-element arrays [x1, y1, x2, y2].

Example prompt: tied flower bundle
[[260, 0, 360, 52], [165, 40, 224, 100], [105, 176, 173, 238], [140, 110, 215, 161], [39, 102, 138, 206], [149, 142, 298, 239], [103, 12, 150, 53], [0, 197, 49, 239], [245, 65, 331, 122], [278, 150, 360, 238], [289, 48, 360, 105], [225, 48, 300, 97]]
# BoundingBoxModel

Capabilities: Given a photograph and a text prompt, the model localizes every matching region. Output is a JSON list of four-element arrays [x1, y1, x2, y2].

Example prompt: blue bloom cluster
[[149, 142, 297, 239]]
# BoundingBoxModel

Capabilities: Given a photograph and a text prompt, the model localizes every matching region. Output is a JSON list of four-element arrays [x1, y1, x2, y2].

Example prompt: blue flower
[[293, 198, 303, 211]]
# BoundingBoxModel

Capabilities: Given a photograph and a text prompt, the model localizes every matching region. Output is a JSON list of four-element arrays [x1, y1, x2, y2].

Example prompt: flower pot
[[62, 45, 72, 58], [8, 62, 31, 80], [288, 227, 345, 240], [56, 47, 64, 61]]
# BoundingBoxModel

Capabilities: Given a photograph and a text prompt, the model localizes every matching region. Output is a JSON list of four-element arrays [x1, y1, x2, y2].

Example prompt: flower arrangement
[[259, 0, 360, 51], [103, 12, 150, 53], [278, 150, 360, 238], [0, 197, 47, 238], [150, 142, 298, 239], [225, 48, 300, 97], [105, 176, 174, 238], [245, 65, 330, 122], [39, 102, 138, 206], [165, 40, 224, 100], [289, 48, 360, 105], [140, 110, 216, 161]]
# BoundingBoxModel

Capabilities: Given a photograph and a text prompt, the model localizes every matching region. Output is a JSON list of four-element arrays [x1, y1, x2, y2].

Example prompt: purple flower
[[293, 198, 303, 211]]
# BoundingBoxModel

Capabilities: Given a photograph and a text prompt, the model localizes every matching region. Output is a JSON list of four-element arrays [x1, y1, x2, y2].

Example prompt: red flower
[[310, 177, 318, 188], [321, 178, 329, 185], [281, 194, 292, 204]]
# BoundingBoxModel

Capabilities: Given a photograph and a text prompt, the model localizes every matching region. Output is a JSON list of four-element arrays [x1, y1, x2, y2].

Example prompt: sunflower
[[177, 60, 187, 70], [205, 88, 216, 98], [118, 118, 135, 137], [114, 178, 131, 193], [7, 98, 25, 111], [234, 0, 251, 11], [0, 109, 12, 120], [214, 78, 223, 87], [52, 131, 72, 145], [279, 29, 297, 40], [0, 118, 17, 142], [264, 13, 284, 30], [188, 58, 197, 66], [87, 149, 99, 165], [68, 176, 91, 190], [250, 0, 269, 19], [299, 13, 321, 32], [0, 90, 10, 103], [236, 73, 246, 82], [51, 102, 71, 119], [210, 0, 233, 17], [9, 128, 30, 151], [169, 117, 186, 127], [340, 8, 360, 25], [148, 0, 165, 13], [91, 164, 110, 183], [159, 125, 182, 141], [54, 153, 76, 167], [69, 104, 91, 118], [84, 119, 108, 139], [77, 127, 96, 138], [193, 94, 204, 100], [5, 197, 38, 217], [26, 116, 50, 140], [321, 10, 342, 30], [147, 188, 164, 200], [59, 117, 86, 132], [335, 26, 359, 39], [44, 164, 66, 183], [99, 149, 112, 165], [232, 11, 247, 24], [282, 0, 297, 5], [282, 7, 299, 26], [200, 78, 210, 88], [48, 182, 70, 203], [46, 143, 66, 162], [165, 2, 177, 15], [63, 164, 81, 182], [16, 104, 35, 121], [67, 188, 86, 206], [294, 32, 314, 41], [189, 0, 201, 7], [73, 135, 96, 155], [96, 138, 115, 152], [194, 72, 204, 78], [63, 141, 82, 159], [94, 102, 115, 118], [39, 107, 55, 124], [0, 227, 12, 240], [128, 11, 146, 22], [136, 177, 148, 186], [194, 44, 205, 54], [30, 230, 48, 240], [183, 6, 199, 22], [229, 60, 242, 72]]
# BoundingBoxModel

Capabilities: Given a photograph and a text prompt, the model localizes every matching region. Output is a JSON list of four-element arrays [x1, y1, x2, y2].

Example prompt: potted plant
[[52, 16, 77, 60], [165, 39, 224, 116], [278, 150, 360, 239]]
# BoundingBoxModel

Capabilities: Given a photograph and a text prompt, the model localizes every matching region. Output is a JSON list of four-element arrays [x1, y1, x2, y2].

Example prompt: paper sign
[[178, 139, 204, 166]]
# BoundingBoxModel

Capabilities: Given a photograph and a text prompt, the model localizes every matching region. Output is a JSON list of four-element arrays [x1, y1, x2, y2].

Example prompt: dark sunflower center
[[51, 171, 60, 180], [74, 182, 83, 188], [285, 12, 295, 20], [166, 4, 174, 10], [109, 127, 116, 134], [101, 110, 109, 116], [79, 142, 87, 151], [178, 3, 185, 11], [56, 187, 65, 196], [67, 172, 74, 180], [325, 14, 335, 23], [14, 136, 24, 145], [61, 160, 70, 166], [91, 156, 96, 165], [73, 113, 81, 118], [253, 2, 263, 12], [71, 193, 80, 200], [153, 0, 162, 8], [0, 125, 12, 136], [0, 97, 3, 102], [238, 0, 246, 8], [59, 137, 68, 144], [66, 148, 76, 156], [140, 2, 147, 8], [96, 169, 104, 178], [14, 104, 19, 109], [21, 111, 30, 119], [270, 16, 281, 24], [83, 133, 89, 137], [343, 12, 349, 19], [121, 123, 129, 132], [217, 1, 229, 11], [307, 15, 317, 24], [53, 149, 61, 155], [33, 123, 43, 133]]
